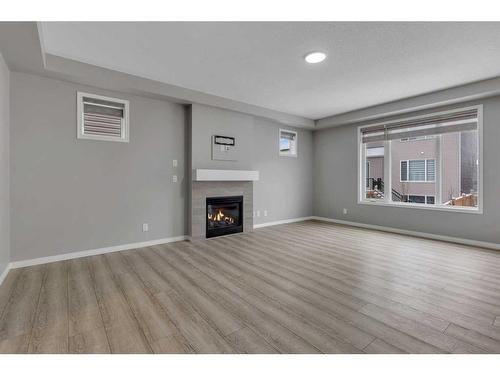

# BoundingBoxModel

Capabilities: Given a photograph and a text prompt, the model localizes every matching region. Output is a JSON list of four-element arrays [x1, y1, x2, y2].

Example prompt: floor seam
[[65, 261, 70, 353], [0, 270, 23, 334], [121, 250, 195, 354], [86, 258, 113, 354], [362, 337, 376, 351], [153, 244, 319, 353], [25, 265, 48, 353], [103, 254, 154, 354], [443, 322, 451, 333]]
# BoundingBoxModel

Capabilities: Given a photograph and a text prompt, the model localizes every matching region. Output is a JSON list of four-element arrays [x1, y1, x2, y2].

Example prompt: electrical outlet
[[256, 210, 260, 217], [172, 175, 178, 183], [142, 223, 149, 232], [342, 208, 348, 215], [173, 159, 178, 167], [264, 210, 268, 217]]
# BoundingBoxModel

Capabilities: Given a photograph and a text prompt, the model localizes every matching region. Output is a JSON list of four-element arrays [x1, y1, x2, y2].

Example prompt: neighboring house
[[367, 132, 478, 205]]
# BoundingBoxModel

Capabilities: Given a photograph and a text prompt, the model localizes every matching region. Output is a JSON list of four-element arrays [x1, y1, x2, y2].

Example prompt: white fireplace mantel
[[193, 169, 260, 182]]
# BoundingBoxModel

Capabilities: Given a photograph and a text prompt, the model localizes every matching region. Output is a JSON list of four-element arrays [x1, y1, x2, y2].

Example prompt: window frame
[[357, 104, 483, 214], [279, 129, 298, 157], [77, 91, 130, 143]]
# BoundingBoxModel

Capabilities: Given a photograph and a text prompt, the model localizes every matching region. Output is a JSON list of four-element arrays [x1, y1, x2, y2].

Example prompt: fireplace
[[206, 195, 243, 238]]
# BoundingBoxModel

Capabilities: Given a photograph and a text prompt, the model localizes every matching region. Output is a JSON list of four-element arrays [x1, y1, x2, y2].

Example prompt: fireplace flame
[[208, 209, 235, 224]]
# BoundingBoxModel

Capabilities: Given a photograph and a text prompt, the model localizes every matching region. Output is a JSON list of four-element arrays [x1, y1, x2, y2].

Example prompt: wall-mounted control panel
[[212, 135, 237, 161]]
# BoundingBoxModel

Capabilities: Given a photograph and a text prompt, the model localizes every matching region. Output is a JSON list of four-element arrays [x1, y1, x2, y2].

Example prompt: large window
[[359, 106, 481, 212]]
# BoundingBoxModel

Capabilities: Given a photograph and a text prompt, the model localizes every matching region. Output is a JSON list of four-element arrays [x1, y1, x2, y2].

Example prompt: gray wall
[[190, 104, 314, 227], [0, 52, 9, 275], [253, 118, 313, 224], [10, 72, 186, 261], [191, 103, 254, 170], [10, 74, 314, 262], [314, 97, 500, 244]]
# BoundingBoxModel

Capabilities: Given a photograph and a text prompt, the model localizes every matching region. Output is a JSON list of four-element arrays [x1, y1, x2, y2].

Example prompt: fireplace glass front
[[206, 196, 243, 238]]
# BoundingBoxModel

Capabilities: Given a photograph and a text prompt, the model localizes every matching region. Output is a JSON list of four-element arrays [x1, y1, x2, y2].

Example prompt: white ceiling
[[40, 22, 500, 119]]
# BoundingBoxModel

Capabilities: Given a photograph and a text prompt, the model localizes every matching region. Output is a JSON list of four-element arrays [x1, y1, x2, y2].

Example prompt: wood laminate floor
[[1, 220, 500, 353]]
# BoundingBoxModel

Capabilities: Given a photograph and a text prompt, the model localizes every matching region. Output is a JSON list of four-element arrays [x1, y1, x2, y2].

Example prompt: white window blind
[[426, 159, 435, 181], [409, 160, 425, 181], [280, 130, 296, 141], [400, 159, 435, 182], [361, 108, 478, 143], [77, 92, 129, 142]]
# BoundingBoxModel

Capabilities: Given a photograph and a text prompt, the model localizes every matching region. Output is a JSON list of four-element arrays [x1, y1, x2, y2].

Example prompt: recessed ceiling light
[[304, 51, 326, 64]]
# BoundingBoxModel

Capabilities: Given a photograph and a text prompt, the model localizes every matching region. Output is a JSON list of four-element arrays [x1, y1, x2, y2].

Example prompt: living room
[[0, 3, 499, 373]]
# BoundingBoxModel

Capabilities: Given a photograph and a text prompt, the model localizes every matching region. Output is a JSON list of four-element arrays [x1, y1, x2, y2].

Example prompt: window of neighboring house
[[402, 195, 435, 204], [359, 106, 481, 212], [279, 129, 297, 157], [400, 159, 435, 182], [77, 92, 130, 142]]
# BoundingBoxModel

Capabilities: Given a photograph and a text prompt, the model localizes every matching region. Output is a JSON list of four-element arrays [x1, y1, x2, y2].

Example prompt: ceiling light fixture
[[304, 51, 326, 64]]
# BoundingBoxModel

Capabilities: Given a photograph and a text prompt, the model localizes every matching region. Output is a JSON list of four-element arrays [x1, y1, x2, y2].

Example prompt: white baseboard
[[253, 216, 313, 229], [311, 216, 500, 251], [6, 215, 497, 274], [9, 235, 187, 269], [0, 263, 11, 287]]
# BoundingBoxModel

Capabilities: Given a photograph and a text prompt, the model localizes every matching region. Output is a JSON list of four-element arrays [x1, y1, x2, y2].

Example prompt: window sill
[[77, 134, 129, 143], [358, 199, 482, 214]]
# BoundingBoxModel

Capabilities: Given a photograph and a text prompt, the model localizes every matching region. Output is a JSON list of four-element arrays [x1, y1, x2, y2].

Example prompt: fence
[[445, 193, 477, 207]]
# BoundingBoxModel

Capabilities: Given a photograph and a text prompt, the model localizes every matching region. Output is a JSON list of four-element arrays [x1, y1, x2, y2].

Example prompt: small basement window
[[279, 129, 297, 157], [77, 92, 129, 142]]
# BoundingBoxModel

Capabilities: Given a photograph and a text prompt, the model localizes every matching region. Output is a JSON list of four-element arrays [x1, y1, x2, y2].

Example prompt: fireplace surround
[[190, 180, 253, 240], [206, 195, 243, 238]]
